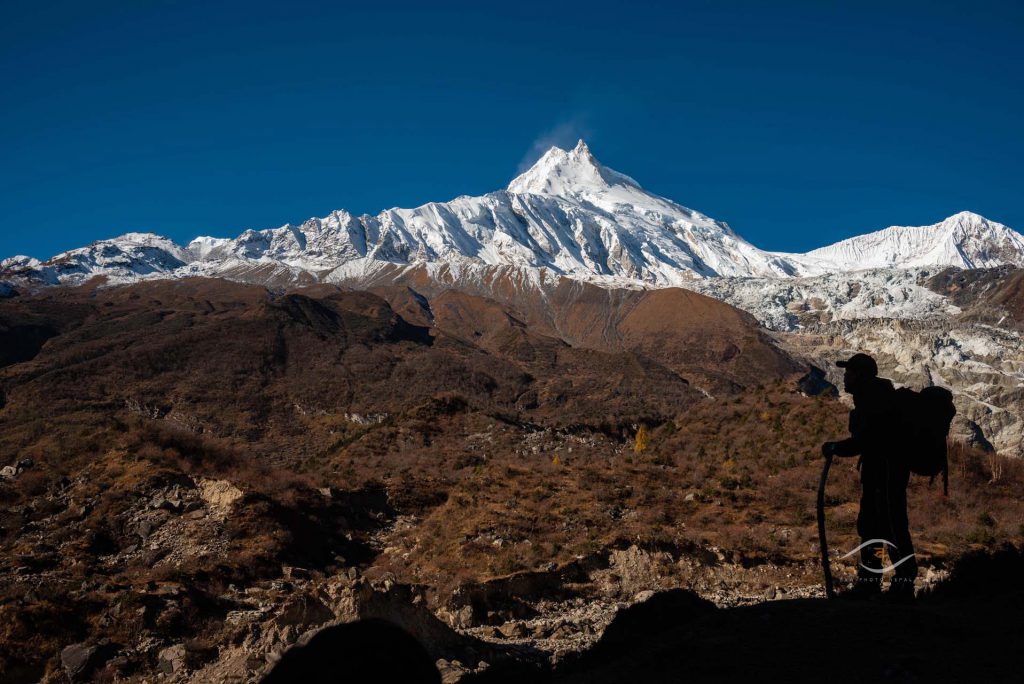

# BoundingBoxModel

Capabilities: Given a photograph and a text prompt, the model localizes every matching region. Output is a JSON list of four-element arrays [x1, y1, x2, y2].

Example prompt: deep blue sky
[[2, 0, 1021, 259]]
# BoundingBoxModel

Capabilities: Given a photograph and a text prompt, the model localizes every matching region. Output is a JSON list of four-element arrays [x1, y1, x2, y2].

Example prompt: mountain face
[[803, 212, 1024, 271], [0, 140, 801, 286], [6, 141, 1021, 289]]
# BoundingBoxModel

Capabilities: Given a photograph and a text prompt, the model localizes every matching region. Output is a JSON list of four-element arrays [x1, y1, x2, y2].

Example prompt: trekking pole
[[817, 452, 835, 598]]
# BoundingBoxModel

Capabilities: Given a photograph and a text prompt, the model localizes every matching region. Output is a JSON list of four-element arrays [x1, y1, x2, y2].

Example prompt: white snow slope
[[804, 212, 1024, 272]]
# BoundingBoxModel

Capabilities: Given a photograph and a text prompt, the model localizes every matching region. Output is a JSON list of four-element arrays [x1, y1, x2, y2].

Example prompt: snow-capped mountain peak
[[507, 140, 640, 197], [3, 143, 1024, 290], [946, 210, 988, 225], [0, 255, 41, 271], [3, 232, 192, 285], [804, 211, 1024, 271]]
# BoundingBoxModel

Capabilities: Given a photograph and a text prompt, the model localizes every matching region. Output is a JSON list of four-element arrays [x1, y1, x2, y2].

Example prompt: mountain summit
[[507, 140, 641, 196], [3, 143, 1023, 288]]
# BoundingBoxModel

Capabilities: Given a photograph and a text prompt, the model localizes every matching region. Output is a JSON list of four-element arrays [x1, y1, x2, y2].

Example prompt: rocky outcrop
[[198, 478, 244, 510]]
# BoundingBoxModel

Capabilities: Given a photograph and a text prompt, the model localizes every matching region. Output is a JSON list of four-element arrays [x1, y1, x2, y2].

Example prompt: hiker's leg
[[855, 486, 884, 591], [886, 465, 917, 589]]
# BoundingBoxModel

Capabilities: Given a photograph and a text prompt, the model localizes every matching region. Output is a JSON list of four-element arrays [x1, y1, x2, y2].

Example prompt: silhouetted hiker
[[822, 353, 917, 602]]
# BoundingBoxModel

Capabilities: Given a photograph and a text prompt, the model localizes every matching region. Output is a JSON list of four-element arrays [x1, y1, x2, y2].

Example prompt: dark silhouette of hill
[[246, 547, 1024, 684], [261, 618, 441, 684], [468, 545, 1024, 684]]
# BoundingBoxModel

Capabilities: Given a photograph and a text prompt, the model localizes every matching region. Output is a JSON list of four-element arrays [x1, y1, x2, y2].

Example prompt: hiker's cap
[[836, 353, 878, 377]]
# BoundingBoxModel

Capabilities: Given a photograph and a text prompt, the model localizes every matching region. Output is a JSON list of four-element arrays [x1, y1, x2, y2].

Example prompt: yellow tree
[[634, 425, 649, 454]]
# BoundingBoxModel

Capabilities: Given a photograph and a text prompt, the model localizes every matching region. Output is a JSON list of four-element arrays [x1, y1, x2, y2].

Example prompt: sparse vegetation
[[1, 279, 1022, 681]]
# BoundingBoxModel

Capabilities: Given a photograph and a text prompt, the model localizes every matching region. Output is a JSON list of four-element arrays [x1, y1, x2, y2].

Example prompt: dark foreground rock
[[261, 618, 441, 684], [465, 547, 1024, 683]]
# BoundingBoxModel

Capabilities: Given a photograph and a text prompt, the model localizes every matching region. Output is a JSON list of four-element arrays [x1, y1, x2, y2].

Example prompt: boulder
[[605, 545, 674, 596], [276, 594, 335, 628], [497, 621, 527, 639], [157, 643, 188, 675], [453, 605, 474, 629], [61, 642, 97, 681], [198, 478, 244, 510], [598, 589, 715, 648], [60, 640, 116, 681]]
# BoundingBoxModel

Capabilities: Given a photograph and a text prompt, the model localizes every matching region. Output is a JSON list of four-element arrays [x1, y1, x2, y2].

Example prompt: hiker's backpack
[[894, 385, 957, 494]]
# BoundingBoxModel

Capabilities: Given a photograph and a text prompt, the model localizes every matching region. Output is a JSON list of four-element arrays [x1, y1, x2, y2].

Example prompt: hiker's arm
[[828, 437, 861, 457], [824, 407, 865, 457]]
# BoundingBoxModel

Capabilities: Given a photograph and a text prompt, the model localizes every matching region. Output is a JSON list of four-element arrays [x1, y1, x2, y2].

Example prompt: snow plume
[[516, 118, 593, 174]]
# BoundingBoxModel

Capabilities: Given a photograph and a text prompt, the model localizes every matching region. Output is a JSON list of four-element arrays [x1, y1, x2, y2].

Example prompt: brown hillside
[[1, 276, 1020, 683]]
